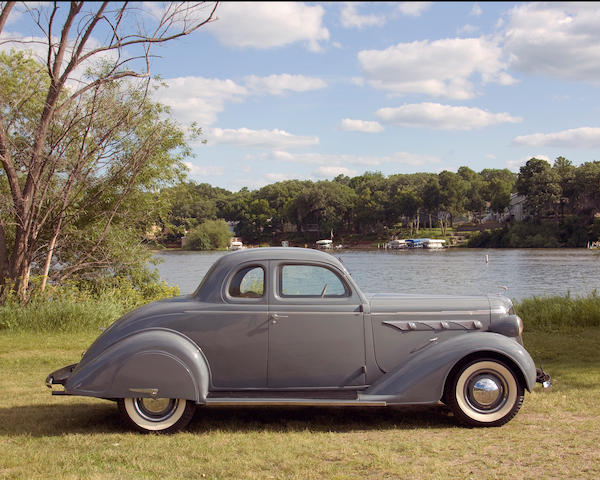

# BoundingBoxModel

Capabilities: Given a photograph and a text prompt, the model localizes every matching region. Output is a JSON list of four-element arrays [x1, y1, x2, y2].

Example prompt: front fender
[[65, 328, 210, 402], [361, 332, 536, 405]]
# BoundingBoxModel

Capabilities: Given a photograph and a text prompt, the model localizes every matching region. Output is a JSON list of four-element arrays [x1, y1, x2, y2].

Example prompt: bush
[[185, 219, 230, 250]]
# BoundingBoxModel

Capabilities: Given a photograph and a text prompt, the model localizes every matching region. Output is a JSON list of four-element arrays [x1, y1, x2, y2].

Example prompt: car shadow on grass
[[0, 402, 456, 436]]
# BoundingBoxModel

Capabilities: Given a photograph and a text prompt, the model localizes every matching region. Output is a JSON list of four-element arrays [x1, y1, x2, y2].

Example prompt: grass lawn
[[1, 329, 599, 479]]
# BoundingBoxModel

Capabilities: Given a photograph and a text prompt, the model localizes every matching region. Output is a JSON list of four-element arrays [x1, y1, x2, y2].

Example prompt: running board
[[204, 398, 387, 407]]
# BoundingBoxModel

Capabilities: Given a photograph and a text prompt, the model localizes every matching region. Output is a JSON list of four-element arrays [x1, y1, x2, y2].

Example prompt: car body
[[47, 247, 549, 432]]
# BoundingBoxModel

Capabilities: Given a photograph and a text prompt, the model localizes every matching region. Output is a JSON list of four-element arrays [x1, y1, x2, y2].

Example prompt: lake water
[[152, 248, 600, 301]]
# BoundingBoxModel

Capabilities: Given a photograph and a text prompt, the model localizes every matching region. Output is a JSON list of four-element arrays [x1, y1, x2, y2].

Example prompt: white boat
[[230, 240, 245, 251], [316, 239, 333, 249], [423, 239, 446, 249], [387, 239, 407, 249]]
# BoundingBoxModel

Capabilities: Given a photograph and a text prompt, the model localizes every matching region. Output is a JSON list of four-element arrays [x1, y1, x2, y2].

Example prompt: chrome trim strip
[[372, 309, 490, 316], [382, 319, 484, 331], [129, 388, 159, 397], [185, 311, 359, 315]]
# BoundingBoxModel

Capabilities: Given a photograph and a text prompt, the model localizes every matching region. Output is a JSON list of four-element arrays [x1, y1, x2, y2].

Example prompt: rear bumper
[[46, 363, 78, 394]]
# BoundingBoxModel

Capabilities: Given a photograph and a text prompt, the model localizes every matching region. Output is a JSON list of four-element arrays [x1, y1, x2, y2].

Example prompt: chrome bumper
[[536, 367, 552, 389], [46, 363, 77, 394]]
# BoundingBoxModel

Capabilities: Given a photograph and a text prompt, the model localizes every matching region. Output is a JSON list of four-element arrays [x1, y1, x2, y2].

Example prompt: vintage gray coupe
[[47, 247, 550, 432]]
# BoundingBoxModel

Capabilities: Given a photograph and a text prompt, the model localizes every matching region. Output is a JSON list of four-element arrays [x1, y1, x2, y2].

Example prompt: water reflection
[[152, 249, 600, 301]]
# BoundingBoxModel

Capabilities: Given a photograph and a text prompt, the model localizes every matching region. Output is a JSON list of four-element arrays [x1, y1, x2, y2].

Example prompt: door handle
[[270, 313, 288, 324]]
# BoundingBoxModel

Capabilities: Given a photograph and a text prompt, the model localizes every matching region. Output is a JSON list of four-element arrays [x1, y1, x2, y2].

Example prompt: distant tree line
[[158, 157, 600, 247]]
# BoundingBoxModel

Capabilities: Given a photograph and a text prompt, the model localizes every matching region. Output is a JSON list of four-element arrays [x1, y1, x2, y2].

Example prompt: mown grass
[[0, 326, 599, 479]]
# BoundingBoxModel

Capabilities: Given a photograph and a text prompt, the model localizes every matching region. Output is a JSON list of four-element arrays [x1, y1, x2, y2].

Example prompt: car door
[[267, 261, 366, 388], [189, 262, 269, 389]]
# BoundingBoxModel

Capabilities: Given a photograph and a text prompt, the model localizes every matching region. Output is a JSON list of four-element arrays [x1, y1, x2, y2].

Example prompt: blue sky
[[5, 2, 600, 191]]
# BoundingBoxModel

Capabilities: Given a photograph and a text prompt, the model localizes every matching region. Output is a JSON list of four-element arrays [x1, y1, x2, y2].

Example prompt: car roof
[[218, 247, 341, 265], [193, 247, 348, 301]]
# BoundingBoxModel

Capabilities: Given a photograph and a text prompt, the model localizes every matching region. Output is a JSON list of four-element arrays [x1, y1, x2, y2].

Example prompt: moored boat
[[316, 239, 333, 249], [423, 239, 446, 249]]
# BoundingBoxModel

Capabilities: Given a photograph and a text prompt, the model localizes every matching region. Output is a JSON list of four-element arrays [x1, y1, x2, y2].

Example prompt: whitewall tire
[[118, 397, 195, 433], [446, 358, 524, 427]]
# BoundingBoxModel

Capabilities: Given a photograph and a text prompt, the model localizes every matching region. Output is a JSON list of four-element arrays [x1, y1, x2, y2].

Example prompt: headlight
[[490, 314, 523, 338]]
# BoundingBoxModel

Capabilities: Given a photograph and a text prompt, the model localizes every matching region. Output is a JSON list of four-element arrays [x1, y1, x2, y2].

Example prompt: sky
[[4, 2, 600, 191]]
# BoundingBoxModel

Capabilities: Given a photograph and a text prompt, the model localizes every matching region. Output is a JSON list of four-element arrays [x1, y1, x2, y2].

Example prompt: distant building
[[506, 194, 529, 222]]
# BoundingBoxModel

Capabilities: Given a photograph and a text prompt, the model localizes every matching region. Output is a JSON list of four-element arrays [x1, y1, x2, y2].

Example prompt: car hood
[[365, 293, 494, 373], [365, 292, 492, 317]]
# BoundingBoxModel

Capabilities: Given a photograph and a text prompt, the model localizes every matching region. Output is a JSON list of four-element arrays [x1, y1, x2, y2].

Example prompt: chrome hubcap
[[465, 373, 507, 412], [472, 377, 501, 406], [134, 398, 178, 422]]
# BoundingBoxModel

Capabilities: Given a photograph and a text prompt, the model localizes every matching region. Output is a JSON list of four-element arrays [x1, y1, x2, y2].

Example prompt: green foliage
[[159, 156, 599, 247], [0, 276, 179, 332], [516, 158, 561, 219], [0, 50, 195, 300], [516, 292, 600, 331], [467, 217, 593, 248], [185, 219, 231, 251]]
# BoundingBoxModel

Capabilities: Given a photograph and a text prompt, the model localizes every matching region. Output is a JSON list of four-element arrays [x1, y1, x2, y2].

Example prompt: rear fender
[[65, 328, 210, 402], [362, 332, 536, 404]]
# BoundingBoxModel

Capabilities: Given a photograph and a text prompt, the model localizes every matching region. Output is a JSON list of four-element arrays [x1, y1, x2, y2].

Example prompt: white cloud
[[183, 162, 225, 177], [397, 2, 432, 17], [470, 3, 483, 17], [375, 103, 522, 130], [313, 166, 359, 178], [513, 127, 600, 148], [358, 37, 516, 99], [207, 2, 329, 52], [207, 128, 319, 149], [503, 3, 600, 83], [156, 77, 247, 126], [265, 172, 292, 182], [340, 3, 386, 29], [507, 155, 551, 172], [273, 150, 440, 168], [244, 74, 327, 95], [458, 24, 479, 35], [339, 118, 384, 133]]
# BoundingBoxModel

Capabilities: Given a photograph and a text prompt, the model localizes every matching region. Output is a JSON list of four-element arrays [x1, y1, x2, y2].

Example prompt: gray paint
[[48, 247, 538, 411]]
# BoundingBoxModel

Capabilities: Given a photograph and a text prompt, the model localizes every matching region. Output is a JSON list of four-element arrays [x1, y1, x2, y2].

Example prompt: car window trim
[[224, 263, 267, 303], [277, 262, 351, 299]]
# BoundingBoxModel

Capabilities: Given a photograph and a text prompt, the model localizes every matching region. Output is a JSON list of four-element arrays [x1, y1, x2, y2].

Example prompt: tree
[[516, 158, 561, 220], [349, 172, 387, 233], [572, 161, 600, 219], [552, 156, 576, 214], [0, 2, 218, 298], [185, 219, 230, 250], [422, 177, 441, 229], [480, 169, 516, 214], [458, 166, 486, 222], [438, 170, 468, 230]]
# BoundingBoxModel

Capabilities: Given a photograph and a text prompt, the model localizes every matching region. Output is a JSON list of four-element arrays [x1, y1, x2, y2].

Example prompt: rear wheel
[[446, 358, 524, 427], [118, 397, 195, 433]]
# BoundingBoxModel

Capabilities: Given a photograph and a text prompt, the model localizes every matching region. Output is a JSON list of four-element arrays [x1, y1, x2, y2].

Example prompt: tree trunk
[[40, 232, 59, 293]]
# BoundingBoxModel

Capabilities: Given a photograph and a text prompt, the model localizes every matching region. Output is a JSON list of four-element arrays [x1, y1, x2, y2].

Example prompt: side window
[[229, 266, 264, 298], [280, 265, 348, 297]]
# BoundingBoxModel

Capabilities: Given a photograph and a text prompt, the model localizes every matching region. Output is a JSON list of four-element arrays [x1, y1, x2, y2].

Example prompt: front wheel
[[118, 397, 195, 433], [445, 358, 524, 427]]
